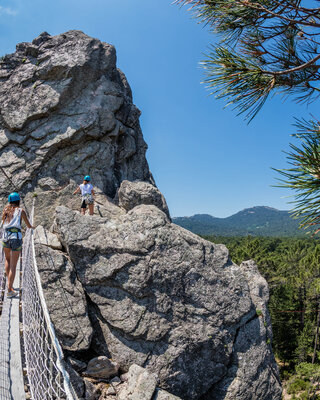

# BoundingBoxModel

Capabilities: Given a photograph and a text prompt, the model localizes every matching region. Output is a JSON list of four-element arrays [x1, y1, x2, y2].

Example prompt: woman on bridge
[[1, 192, 34, 298]]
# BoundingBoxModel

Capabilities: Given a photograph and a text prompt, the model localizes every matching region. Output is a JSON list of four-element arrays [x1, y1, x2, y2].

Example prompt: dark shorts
[[2, 238, 22, 251], [81, 195, 94, 209]]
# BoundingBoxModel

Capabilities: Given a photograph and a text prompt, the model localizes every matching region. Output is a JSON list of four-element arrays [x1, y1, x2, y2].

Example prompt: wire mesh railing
[[21, 203, 78, 400], [0, 230, 5, 300]]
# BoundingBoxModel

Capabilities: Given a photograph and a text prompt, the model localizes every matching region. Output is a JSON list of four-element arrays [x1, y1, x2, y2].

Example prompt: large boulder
[[118, 180, 170, 219], [0, 30, 152, 209], [52, 204, 282, 399]]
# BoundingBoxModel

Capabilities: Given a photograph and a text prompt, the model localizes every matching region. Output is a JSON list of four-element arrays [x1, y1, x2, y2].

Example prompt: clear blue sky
[[0, 0, 317, 217]]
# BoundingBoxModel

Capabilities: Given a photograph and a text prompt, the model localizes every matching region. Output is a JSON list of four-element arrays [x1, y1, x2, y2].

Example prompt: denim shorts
[[2, 238, 22, 251]]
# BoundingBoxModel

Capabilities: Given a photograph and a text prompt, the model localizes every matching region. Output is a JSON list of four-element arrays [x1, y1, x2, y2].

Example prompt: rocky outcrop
[[118, 180, 170, 219], [0, 31, 282, 399], [34, 240, 92, 352], [0, 30, 152, 209], [205, 260, 281, 400], [49, 196, 282, 399]]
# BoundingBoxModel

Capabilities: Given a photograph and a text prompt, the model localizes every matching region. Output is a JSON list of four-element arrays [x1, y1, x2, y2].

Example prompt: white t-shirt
[[80, 183, 93, 196], [2, 208, 22, 239]]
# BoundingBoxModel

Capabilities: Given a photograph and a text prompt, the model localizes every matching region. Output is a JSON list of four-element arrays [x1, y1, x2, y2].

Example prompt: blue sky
[[0, 0, 317, 217]]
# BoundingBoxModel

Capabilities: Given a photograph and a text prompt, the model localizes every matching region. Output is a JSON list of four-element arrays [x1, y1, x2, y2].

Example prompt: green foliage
[[298, 392, 309, 400], [295, 362, 320, 380], [256, 309, 263, 317], [295, 321, 314, 363], [287, 378, 309, 395], [275, 118, 320, 236], [284, 363, 320, 398], [176, 0, 320, 121]]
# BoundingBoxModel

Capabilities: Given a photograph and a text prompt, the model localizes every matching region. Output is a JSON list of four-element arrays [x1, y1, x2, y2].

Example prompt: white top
[[80, 183, 93, 196], [3, 207, 22, 239]]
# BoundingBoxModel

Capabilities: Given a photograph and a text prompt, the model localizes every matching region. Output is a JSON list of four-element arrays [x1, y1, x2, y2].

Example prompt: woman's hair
[[2, 201, 20, 223]]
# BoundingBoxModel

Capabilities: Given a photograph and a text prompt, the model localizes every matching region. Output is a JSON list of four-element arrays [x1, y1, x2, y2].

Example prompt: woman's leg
[[3, 247, 11, 278], [89, 203, 94, 215], [8, 250, 20, 291]]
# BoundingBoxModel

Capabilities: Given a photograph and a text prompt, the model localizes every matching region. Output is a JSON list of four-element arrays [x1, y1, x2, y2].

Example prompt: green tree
[[176, 0, 320, 121], [275, 119, 320, 234]]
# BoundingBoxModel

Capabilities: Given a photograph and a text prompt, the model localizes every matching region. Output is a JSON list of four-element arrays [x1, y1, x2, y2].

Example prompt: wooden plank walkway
[[0, 259, 26, 400]]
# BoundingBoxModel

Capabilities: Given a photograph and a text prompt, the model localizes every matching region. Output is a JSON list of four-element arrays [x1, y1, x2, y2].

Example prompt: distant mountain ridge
[[172, 206, 305, 237]]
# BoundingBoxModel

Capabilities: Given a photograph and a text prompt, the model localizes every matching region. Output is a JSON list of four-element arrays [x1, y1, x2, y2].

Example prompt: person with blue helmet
[[73, 175, 95, 215], [1, 192, 34, 298]]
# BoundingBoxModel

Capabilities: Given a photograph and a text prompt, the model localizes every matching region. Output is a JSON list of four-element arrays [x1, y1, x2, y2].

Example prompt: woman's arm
[[73, 186, 81, 195], [21, 210, 35, 229], [91, 189, 95, 196]]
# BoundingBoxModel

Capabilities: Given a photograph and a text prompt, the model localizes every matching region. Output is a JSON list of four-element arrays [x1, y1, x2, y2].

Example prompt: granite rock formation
[[0, 31, 282, 399], [0, 30, 152, 207], [50, 202, 282, 400]]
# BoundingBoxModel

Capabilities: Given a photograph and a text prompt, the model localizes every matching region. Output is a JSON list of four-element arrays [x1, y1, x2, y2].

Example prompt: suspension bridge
[[0, 203, 78, 400]]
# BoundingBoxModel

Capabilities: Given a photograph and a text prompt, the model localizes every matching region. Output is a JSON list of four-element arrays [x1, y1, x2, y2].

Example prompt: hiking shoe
[[7, 290, 18, 298]]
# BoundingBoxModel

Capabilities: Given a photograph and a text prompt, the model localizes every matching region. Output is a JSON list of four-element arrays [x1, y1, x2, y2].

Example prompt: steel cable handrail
[[22, 202, 78, 400]]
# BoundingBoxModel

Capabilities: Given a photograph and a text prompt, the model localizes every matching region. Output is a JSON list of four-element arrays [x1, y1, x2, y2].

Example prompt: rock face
[[206, 260, 281, 400], [0, 31, 282, 399], [0, 30, 152, 206], [52, 202, 282, 399]]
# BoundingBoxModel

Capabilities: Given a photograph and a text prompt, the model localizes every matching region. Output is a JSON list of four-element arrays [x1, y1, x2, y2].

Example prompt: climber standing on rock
[[73, 175, 95, 216], [1, 192, 34, 298]]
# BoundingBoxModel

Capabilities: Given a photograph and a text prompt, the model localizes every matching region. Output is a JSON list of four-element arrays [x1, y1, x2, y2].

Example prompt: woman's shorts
[[81, 194, 94, 208], [2, 238, 22, 251]]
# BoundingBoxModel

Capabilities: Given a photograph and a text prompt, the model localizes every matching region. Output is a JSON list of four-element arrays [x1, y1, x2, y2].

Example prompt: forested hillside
[[203, 235, 320, 398], [173, 206, 303, 237]]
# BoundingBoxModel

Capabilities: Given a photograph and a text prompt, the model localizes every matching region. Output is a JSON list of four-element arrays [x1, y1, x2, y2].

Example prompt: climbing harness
[[81, 193, 94, 207]]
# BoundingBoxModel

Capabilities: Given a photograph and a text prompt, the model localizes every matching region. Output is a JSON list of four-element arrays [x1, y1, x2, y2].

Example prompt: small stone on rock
[[85, 356, 119, 379]]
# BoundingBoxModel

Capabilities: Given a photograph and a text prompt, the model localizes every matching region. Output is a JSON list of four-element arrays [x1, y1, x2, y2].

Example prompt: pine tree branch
[[237, 0, 320, 28], [261, 53, 320, 75]]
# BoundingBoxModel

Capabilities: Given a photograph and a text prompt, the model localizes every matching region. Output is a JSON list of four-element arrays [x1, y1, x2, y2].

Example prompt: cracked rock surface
[[0, 30, 152, 206], [49, 198, 281, 399], [0, 30, 282, 399]]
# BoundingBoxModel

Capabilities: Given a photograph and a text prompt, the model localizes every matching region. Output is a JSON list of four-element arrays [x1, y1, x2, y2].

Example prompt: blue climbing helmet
[[8, 192, 20, 203], [84, 175, 91, 182]]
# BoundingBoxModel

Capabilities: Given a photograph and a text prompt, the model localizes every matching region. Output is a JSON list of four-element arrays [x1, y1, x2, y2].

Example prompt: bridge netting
[[21, 203, 78, 399]]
